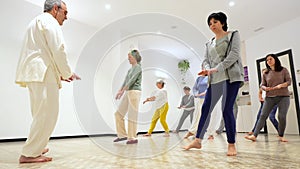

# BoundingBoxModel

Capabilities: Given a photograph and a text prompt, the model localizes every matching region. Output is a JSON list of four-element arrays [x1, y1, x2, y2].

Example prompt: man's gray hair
[[44, 0, 63, 12]]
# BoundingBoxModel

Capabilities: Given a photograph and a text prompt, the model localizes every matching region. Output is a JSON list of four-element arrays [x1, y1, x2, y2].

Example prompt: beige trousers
[[115, 90, 141, 140], [188, 98, 204, 134], [21, 68, 59, 157]]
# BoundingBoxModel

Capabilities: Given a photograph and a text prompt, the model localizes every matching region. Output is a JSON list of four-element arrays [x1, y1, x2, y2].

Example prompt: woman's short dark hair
[[183, 86, 190, 91], [207, 12, 228, 31], [265, 54, 283, 72]]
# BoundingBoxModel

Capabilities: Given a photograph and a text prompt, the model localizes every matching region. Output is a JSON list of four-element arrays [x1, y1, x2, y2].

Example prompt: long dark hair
[[265, 54, 283, 72]]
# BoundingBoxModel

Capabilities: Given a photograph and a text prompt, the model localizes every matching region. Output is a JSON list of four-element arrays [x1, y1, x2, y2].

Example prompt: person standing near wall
[[114, 49, 142, 144], [173, 86, 195, 133], [245, 54, 290, 142], [183, 12, 244, 156], [184, 75, 223, 140], [15, 0, 80, 163], [184, 75, 208, 138], [143, 79, 170, 137]]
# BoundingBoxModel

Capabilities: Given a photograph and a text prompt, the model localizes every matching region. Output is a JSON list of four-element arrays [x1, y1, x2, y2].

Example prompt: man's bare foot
[[183, 139, 202, 150], [227, 144, 237, 156], [163, 133, 170, 137], [172, 130, 178, 134], [208, 135, 214, 140], [247, 131, 254, 135], [279, 137, 288, 142], [19, 155, 52, 164], [143, 133, 151, 137], [42, 148, 49, 155], [184, 132, 194, 139], [244, 135, 256, 142]]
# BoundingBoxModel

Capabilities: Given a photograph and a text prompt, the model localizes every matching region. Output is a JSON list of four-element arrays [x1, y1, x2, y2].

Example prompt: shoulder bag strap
[[224, 30, 237, 58]]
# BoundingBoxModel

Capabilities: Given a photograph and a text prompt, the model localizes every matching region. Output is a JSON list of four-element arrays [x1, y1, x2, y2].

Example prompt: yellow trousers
[[148, 103, 169, 134]]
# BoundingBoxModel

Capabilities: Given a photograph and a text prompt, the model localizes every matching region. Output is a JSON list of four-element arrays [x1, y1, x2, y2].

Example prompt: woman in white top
[[143, 79, 170, 137]]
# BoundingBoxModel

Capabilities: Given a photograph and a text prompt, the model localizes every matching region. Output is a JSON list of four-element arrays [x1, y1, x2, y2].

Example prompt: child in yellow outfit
[[143, 79, 170, 137]]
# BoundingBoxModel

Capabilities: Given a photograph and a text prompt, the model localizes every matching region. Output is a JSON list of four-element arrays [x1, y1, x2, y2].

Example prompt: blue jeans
[[195, 80, 240, 144], [251, 102, 278, 132]]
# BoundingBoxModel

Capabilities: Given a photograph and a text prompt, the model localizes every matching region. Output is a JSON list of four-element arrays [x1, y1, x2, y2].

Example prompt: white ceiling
[[24, 0, 300, 41]]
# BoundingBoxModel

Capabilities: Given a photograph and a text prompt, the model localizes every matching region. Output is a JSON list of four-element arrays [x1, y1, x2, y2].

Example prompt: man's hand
[[61, 73, 81, 82], [70, 73, 81, 80]]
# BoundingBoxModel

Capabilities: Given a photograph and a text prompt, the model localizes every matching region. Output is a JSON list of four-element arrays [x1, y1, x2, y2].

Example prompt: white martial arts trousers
[[21, 68, 59, 157], [115, 90, 141, 140], [189, 98, 203, 134], [206, 99, 222, 136], [188, 97, 222, 135]]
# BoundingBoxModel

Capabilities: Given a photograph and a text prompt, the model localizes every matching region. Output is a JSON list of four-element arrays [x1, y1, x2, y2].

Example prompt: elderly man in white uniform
[[15, 0, 80, 163]]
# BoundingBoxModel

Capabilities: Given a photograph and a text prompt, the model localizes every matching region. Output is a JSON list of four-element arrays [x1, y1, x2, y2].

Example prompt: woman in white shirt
[[143, 79, 170, 137]]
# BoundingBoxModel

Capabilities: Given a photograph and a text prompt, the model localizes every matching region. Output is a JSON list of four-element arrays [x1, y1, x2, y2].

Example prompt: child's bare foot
[[19, 155, 52, 163], [208, 135, 214, 140], [184, 132, 194, 139], [143, 133, 151, 137], [163, 133, 170, 137], [183, 139, 201, 150], [244, 135, 256, 142], [279, 137, 288, 142], [227, 144, 237, 156], [247, 131, 254, 135]]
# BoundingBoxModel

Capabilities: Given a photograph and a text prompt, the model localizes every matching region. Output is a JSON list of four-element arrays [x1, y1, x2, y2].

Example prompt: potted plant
[[178, 60, 190, 84], [178, 60, 190, 73]]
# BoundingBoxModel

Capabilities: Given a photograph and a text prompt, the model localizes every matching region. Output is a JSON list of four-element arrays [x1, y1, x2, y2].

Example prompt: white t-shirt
[[152, 89, 168, 109]]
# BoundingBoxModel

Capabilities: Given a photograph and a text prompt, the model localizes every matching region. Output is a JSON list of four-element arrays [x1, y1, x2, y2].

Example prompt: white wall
[[0, 1, 206, 139], [72, 11, 207, 135], [245, 16, 300, 134], [0, 0, 97, 139]]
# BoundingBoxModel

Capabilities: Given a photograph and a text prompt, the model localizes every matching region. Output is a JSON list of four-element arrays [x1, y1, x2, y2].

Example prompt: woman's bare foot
[[163, 133, 170, 137], [247, 131, 254, 135], [19, 155, 52, 163], [143, 133, 151, 137], [279, 137, 288, 142], [244, 135, 256, 142], [227, 144, 237, 156], [42, 148, 49, 154], [208, 135, 214, 140], [184, 132, 194, 139], [183, 139, 202, 150]]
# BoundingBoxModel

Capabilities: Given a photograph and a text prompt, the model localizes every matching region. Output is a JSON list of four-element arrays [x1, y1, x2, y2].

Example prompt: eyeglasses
[[58, 6, 68, 15]]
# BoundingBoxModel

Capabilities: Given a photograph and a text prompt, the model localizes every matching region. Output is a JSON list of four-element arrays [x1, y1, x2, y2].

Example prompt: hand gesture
[[198, 70, 208, 76], [198, 68, 217, 76], [115, 90, 124, 100], [273, 84, 283, 90], [70, 73, 81, 80], [61, 73, 81, 82]]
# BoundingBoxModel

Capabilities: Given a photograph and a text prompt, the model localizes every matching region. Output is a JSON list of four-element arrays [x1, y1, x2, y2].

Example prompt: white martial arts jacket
[[15, 13, 72, 89]]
